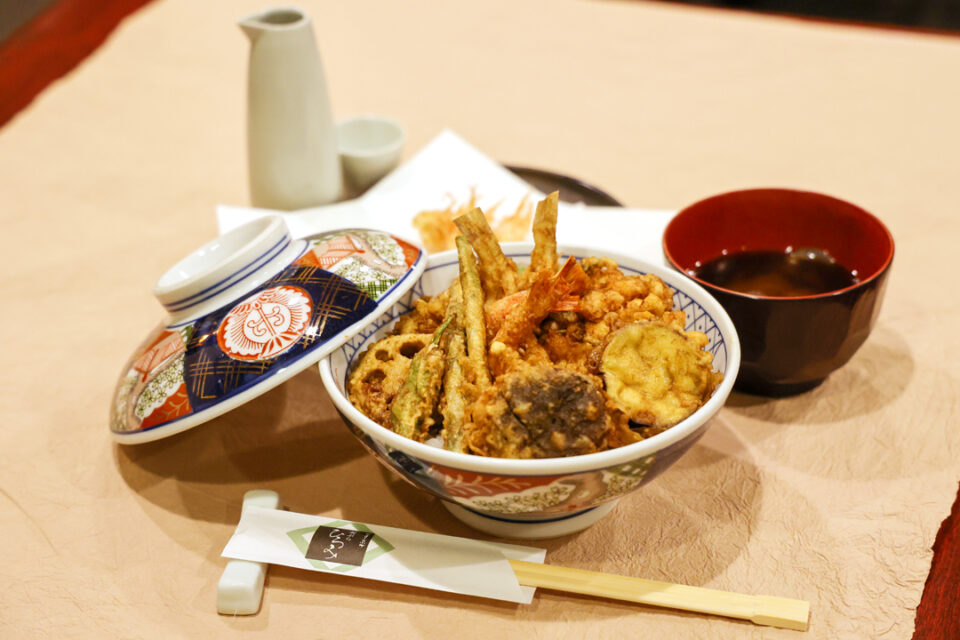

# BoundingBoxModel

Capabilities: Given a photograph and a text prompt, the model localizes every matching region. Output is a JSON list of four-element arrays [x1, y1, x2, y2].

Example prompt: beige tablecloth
[[2, 1, 959, 637]]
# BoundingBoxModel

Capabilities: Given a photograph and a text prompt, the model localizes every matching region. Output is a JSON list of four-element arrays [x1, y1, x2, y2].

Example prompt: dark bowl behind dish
[[664, 188, 894, 396]]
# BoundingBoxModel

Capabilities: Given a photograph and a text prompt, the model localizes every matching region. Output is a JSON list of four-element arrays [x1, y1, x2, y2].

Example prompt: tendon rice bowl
[[319, 244, 740, 537]]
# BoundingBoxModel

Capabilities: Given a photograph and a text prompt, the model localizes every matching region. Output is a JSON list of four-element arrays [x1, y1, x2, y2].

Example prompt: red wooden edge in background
[[1, 1, 957, 637], [0, 0, 154, 128], [914, 481, 960, 638]]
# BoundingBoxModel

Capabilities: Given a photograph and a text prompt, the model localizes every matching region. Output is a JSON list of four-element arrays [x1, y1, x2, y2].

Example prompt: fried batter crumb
[[348, 251, 722, 458]]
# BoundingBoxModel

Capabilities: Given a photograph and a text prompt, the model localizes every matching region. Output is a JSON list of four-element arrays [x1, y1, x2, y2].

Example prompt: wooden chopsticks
[[509, 560, 809, 631]]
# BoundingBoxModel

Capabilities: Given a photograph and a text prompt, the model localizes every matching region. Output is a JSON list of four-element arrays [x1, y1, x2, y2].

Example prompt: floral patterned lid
[[110, 217, 425, 444]]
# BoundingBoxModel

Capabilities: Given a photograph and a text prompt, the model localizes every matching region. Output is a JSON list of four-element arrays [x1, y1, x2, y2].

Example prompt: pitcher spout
[[239, 4, 342, 209], [238, 6, 308, 41]]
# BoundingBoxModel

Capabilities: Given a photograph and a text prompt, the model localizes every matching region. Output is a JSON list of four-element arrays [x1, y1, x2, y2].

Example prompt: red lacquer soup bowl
[[664, 189, 894, 396]]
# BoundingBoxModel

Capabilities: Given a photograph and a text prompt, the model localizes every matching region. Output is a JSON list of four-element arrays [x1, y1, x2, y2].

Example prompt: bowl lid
[[110, 217, 425, 444]]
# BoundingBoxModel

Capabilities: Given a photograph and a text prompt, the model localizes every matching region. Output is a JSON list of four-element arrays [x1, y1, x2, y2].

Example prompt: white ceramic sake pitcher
[[239, 7, 343, 209]]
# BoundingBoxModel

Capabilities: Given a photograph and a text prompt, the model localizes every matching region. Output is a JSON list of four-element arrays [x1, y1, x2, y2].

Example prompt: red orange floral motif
[[132, 330, 185, 382], [428, 465, 562, 498], [217, 286, 313, 361], [294, 250, 322, 269], [140, 383, 191, 429], [308, 233, 410, 278], [311, 235, 365, 269], [394, 236, 420, 268]]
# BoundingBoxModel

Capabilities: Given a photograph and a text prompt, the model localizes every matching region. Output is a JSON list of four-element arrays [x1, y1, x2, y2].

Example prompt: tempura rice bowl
[[319, 244, 741, 538]]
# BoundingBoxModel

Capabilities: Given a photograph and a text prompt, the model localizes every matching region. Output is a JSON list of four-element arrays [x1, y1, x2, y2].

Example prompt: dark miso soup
[[691, 248, 859, 297]]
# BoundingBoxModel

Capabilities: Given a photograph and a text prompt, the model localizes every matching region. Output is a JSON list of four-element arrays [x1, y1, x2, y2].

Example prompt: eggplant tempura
[[346, 193, 722, 458]]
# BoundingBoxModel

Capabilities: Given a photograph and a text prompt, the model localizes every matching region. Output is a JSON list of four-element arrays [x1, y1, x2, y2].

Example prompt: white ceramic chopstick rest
[[217, 490, 281, 615]]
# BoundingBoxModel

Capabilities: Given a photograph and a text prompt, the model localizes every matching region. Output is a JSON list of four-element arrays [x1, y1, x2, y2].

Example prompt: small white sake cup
[[336, 116, 405, 191]]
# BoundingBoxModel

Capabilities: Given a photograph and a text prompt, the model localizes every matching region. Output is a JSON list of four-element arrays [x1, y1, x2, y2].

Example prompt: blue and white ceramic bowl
[[320, 243, 740, 539]]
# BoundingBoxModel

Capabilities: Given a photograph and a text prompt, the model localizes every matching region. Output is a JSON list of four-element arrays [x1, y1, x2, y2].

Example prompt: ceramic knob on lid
[[153, 216, 300, 325], [111, 217, 425, 444]]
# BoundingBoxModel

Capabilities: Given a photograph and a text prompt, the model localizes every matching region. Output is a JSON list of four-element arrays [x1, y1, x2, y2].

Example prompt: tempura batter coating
[[466, 366, 609, 458], [601, 322, 721, 429], [346, 195, 724, 458], [347, 334, 433, 426], [391, 293, 448, 335]]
